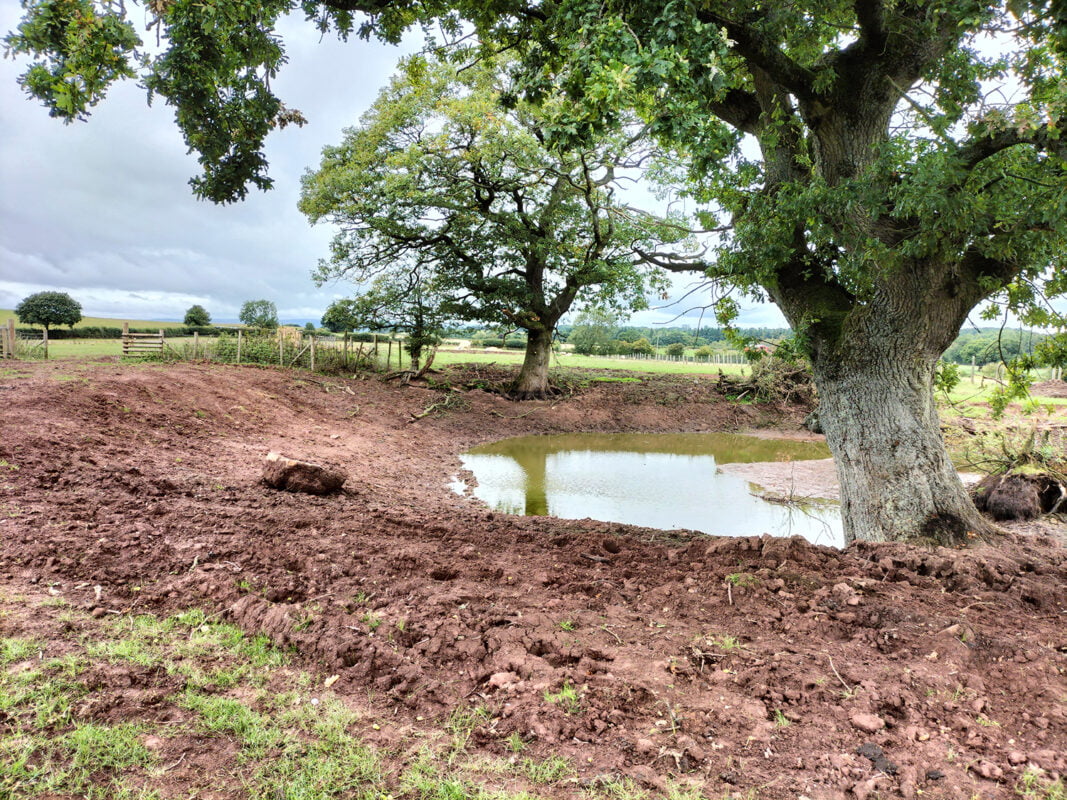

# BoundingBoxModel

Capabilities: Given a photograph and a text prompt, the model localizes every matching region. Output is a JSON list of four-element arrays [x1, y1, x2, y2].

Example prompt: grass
[[0, 308, 195, 330], [1017, 768, 1066, 800], [430, 348, 752, 377], [543, 681, 583, 714], [713, 634, 744, 652], [8, 594, 715, 800]]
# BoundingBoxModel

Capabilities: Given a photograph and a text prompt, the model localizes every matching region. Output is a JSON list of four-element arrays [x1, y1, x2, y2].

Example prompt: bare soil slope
[[1, 360, 1065, 799]]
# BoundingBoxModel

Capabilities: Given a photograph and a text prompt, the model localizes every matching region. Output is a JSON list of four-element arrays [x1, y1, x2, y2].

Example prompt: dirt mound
[[2, 359, 1065, 799], [1032, 379, 1067, 398]]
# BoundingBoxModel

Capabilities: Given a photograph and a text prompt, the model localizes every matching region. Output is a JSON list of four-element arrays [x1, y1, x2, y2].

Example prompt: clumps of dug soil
[[972, 472, 1067, 520]]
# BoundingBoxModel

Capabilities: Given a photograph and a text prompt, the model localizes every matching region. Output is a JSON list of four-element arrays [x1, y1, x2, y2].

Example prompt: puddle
[[456, 432, 843, 548]]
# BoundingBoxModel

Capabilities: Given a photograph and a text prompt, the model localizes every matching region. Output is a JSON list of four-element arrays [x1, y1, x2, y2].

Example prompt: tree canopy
[[15, 291, 82, 331], [183, 304, 211, 327]]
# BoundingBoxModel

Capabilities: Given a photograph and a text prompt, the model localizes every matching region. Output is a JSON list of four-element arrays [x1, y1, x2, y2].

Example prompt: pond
[[455, 432, 843, 548]]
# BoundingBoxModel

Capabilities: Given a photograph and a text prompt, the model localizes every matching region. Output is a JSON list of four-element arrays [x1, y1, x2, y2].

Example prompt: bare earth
[[1, 360, 1065, 799]]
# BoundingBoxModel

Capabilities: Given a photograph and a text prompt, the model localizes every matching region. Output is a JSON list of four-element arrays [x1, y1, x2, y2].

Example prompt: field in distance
[[0, 308, 218, 330]]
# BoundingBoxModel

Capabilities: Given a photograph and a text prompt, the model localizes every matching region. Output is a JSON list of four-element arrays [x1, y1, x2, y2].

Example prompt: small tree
[[321, 299, 362, 334], [15, 291, 81, 332], [631, 338, 654, 356], [665, 342, 686, 358], [183, 304, 211, 327], [332, 260, 446, 371], [239, 300, 278, 330], [568, 310, 618, 355]]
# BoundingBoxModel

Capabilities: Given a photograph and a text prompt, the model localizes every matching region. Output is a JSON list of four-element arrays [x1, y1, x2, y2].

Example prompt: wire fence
[[160, 331, 410, 374]]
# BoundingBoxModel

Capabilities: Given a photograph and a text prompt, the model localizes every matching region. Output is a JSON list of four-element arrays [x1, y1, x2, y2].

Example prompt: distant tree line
[[942, 329, 1047, 366]]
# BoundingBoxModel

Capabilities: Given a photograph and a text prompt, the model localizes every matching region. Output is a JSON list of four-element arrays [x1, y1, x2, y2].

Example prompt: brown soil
[[1031, 379, 1067, 399], [2, 359, 1066, 799]]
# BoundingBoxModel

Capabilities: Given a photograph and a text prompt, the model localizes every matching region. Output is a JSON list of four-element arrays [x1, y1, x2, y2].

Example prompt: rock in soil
[[262, 451, 347, 495]]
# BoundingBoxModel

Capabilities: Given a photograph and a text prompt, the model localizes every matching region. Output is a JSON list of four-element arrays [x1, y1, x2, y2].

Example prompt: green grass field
[[0, 308, 196, 330], [5, 311, 1063, 415], [431, 348, 751, 376]]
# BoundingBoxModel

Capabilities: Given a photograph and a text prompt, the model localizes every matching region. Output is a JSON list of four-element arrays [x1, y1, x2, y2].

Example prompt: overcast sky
[[0, 8, 788, 328]]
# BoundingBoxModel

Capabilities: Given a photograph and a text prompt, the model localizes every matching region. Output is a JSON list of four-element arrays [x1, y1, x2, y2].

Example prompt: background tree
[[239, 300, 279, 331], [183, 304, 211, 327], [321, 299, 362, 334], [15, 291, 82, 332], [300, 55, 684, 398], [568, 310, 619, 356], [344, 259, 446, 371]]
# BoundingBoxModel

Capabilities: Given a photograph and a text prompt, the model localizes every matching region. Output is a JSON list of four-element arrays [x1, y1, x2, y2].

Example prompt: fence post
[[278, 329, 284, 367], [122, 322, 129, 357], [42, 326, 48, 360], [386, 339, 392, 370], [310, 335, 316, 372], [193, 331, 199, 360], [3, 318, 13, 358], [236, 330, 242, 364], [971, 356, 976, 384], [343, 333, 349, 368]]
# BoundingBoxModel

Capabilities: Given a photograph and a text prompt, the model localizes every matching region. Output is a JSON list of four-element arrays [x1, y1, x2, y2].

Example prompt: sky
[[0, 8, 786, 328]]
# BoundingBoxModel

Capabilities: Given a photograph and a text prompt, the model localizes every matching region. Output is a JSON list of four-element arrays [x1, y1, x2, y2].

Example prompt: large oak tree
[[9, 0, 1066, 543]]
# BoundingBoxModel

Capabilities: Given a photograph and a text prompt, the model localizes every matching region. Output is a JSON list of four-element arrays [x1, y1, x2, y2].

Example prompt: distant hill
[[0, 309, 323, 329], [0, 309, 250, 330]]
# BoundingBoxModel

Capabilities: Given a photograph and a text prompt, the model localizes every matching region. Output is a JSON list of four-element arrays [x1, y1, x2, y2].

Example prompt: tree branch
[[853, 0, 887, 50], [955, 118, 1067, 172], [632, 247, 709, 273], [695, 9, 816, 101], [706, 88, 764, 135]]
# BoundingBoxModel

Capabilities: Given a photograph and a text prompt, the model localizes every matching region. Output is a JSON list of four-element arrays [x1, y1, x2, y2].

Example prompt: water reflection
[[458, 433, 843, 548]]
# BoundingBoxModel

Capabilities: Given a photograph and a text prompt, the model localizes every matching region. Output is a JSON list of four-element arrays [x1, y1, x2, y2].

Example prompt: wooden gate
[[122, 323, 165, 357]]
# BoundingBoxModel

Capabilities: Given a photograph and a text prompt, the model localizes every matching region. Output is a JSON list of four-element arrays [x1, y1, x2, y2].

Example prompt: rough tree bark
[[810, 330, 999, 546], [510, 327, 555, 400], [773, 261, 1006, 545]]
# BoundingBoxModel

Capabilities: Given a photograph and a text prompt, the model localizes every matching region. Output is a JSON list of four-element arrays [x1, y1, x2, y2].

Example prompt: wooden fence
[[121, 322, 166, 357], [1, 319, 47, 359]]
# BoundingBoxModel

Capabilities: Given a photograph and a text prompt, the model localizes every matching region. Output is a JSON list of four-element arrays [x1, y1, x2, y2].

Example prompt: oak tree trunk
[[511, 328, 554, 400], [807, 303, 999, 546]]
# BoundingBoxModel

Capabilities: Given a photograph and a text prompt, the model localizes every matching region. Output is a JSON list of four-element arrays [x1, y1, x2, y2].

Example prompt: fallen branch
[[409, 390, 464, 423], [579, 552, 611, 564]]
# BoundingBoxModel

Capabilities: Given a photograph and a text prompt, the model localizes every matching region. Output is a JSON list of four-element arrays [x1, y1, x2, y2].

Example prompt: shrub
[[665, 342, 686, 357], [630, 337, 654, 355]]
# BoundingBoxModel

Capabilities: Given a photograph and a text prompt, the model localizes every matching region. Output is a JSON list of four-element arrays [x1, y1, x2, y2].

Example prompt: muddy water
[[457, 433, 844, 548]]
